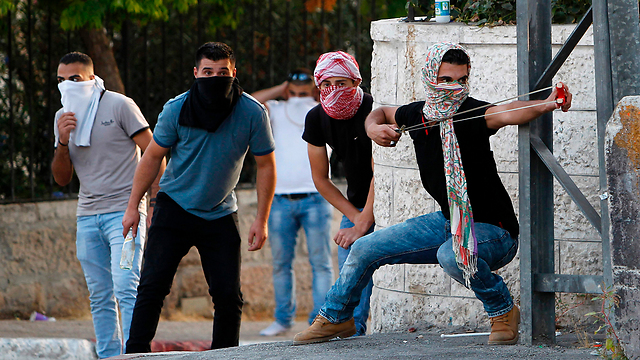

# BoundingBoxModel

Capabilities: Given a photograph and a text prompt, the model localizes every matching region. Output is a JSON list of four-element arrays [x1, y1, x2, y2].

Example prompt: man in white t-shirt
[[252, 69, 334, 336], [51, 52, 163, 359]]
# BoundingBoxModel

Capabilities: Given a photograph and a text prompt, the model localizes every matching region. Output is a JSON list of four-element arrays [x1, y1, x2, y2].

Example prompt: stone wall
[[605, 96, 640, 359], [0, 189, 343, 321], [369, 20, 603, 333]]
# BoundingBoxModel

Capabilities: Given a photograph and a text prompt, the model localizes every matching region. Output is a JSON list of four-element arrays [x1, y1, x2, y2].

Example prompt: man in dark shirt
[[294, 42, 572, 346], [302, 51, 376, 336]]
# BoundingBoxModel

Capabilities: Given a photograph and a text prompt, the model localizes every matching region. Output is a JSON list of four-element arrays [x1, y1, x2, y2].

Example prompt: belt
[[278, 193, 313, 200]]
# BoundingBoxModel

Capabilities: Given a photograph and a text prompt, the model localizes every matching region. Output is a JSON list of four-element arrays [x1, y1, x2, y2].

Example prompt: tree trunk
[[78, 27, 125, 94]]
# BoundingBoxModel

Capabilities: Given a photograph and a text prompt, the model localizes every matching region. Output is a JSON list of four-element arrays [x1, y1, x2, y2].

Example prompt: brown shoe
[[293, 315, 356, 345], [488, 305, 520, 345]]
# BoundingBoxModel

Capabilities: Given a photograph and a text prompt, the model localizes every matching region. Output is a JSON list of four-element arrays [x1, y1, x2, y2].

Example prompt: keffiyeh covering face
[[57, 75, 105, 147], [422, 42, 478, 287], [314, 51, 364, 120]]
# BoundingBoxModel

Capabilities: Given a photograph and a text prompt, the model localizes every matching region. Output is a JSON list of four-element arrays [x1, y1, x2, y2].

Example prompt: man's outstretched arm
[[485, 82, 573, 130], [122, 139, 169, 238]]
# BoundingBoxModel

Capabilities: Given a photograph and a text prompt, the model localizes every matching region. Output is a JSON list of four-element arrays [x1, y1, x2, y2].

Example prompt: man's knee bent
[[436, 244, 459, 276]]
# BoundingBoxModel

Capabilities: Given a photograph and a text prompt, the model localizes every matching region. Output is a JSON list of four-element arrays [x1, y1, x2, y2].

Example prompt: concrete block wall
[[369, 19, 603, 332], [0, 189, 343, 321]]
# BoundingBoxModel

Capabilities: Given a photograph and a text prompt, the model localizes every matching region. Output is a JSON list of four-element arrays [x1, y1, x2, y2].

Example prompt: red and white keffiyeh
[[314, 51, 364, 120]]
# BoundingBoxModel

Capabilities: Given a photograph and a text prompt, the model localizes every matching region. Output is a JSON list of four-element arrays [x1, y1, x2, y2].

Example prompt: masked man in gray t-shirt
[[51, 52, 164, 359]]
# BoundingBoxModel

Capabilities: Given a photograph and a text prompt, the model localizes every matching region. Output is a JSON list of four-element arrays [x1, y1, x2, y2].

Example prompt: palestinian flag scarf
[[421, 42, 477, 287]]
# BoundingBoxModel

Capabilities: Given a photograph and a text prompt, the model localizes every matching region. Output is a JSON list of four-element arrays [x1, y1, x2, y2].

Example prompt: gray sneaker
[[260, 321, 291, 336]]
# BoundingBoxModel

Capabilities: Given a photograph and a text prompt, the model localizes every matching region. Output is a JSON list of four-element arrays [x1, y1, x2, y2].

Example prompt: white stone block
[[558, 241, 603, 276], [393, 168, 432, 224], [373, 166, 394, 228], [373, 264, 405, 292], [405, 264, 451, 296]]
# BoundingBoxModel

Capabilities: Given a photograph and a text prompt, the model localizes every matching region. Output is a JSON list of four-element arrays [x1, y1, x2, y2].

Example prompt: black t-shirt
[[302, 93, 374, 208], [394, 97, 519, 237]]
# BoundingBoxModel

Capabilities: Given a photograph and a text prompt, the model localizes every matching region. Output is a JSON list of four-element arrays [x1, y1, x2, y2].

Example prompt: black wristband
[[58, 139, 68, 147]]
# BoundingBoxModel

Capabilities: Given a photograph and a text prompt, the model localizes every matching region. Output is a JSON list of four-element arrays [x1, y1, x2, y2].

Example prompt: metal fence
[[0, 0, 405, 203]]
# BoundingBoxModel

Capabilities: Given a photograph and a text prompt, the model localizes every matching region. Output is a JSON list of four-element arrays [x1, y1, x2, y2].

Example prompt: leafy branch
[[585, 286, 628, 360]]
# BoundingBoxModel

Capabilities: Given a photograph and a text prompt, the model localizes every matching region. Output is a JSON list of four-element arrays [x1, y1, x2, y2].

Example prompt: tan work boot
[[293, 315, 356, 345], [488, 305, 520, 345]]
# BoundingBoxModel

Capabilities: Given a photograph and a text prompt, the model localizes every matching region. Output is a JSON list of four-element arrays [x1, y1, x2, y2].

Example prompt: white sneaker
[[259, 321, 291, 336]]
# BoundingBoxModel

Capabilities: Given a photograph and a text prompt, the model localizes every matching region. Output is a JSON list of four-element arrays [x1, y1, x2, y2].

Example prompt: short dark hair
[[195, 42, 236, 69], [59, 52, 93, 68], [287, 68, 313, 85], [441, 49, 470, 66]]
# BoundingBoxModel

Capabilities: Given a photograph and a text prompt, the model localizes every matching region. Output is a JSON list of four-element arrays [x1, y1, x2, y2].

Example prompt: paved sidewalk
[[0, 319, 599, 359]]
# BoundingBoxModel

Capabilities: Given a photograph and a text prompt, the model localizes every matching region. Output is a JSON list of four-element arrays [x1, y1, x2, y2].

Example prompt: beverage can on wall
[[435, 0, 451, 23]]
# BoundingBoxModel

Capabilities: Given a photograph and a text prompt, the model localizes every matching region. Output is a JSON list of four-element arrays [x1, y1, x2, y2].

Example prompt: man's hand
[[122, 206, 141, 238], [333, 211, 373, 249], [547, 82, 572, 112], [248, 218, 268, 251], [367, 123, 401, 147], [57, 112, 77, 144]]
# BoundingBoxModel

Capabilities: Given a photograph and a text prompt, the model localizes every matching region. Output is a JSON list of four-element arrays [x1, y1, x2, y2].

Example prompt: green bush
[[407, 0, 593, 25]]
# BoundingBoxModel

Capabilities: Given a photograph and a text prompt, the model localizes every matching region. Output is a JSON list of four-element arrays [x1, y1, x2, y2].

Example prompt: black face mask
[[178, 76, 244, 132]]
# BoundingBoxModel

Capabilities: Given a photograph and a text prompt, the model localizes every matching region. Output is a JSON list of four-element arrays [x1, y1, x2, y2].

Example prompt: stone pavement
[[0, 319, 600, 359]]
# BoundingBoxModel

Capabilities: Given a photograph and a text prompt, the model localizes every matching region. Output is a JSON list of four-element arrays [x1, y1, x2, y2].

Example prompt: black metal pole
[[321, 0, 326, 53], [336, 0, 342, 49], [47, 1, 53, 197], [8, 9, 15, 201], [268, 0, 274, 85], [302, 0, 307, 67], [355, 0, 361, 63], [517, 0, 555, 345], [161, 21, 167, 102], [122, 16, 129, 95], [251, 0, 257, 89], [285, 0, 290, 72], [28, 0, 35, 199]]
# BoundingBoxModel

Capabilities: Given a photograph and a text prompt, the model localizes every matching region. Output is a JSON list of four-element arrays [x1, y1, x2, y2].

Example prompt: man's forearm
[[147, 157, 166, 199], [255, 161, 276, 223], [358, 177, 375, 228], [52, 147, 73, 186], [313, 176, 360, 223], [128, 154, 163, 210]]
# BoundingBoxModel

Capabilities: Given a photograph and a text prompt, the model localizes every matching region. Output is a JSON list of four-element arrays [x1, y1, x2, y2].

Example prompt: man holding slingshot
[[293, 42, 572, 346]]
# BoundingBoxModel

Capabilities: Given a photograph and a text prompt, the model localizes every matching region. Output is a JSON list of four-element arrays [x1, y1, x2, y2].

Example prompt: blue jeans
[[337, 213, 375, 335], [320, 211, 518, 326], [269, 193, 334, 327], [76, 210, 145, 359]]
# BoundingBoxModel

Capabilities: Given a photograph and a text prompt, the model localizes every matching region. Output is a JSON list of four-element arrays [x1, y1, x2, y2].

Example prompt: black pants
[[126, 192, 243, 353]]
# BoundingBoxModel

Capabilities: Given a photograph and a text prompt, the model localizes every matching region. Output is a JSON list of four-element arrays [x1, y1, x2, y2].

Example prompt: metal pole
[[321, 0, 326, 53], [336, 0, 342, 49], [268, 0, 274, 85], [122, 16, 129, 94], [355, 0, 361, 62], [517, 0, 555, 345], [302, 0, 308, 67], [28, 0, 35, 199], [251, 0, 257, 89], [47, 2, 53, 197], [7, 9, 15, 201], [285, 0, 290, 72]]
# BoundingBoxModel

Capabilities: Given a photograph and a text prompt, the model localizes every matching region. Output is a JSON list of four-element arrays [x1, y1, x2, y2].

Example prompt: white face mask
[[57, 75, 105, 147]]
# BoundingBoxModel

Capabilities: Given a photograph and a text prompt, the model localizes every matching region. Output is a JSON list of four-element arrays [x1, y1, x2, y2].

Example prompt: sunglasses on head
[[288, 72, 312, 82]]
